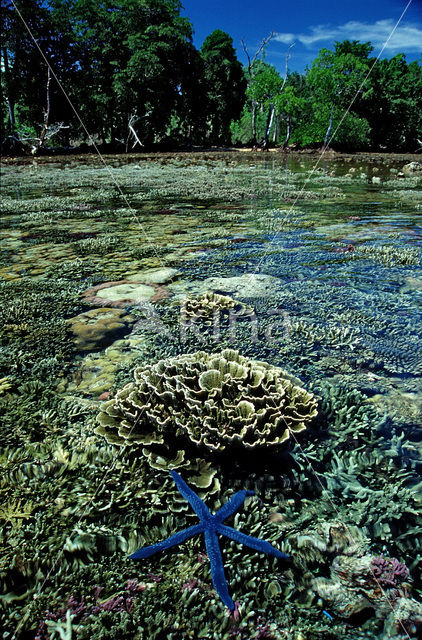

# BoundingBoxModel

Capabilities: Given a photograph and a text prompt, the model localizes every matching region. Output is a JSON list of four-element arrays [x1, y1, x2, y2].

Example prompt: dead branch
[[33, 67, 52, 154], [281, 43, 295, 91], [127, 113, 144, 150], [241, 31, 275, 77]]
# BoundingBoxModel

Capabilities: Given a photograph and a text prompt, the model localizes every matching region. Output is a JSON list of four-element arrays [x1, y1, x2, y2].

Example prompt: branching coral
[[96, 349, 317, 488], [354, 244, 420, 266]]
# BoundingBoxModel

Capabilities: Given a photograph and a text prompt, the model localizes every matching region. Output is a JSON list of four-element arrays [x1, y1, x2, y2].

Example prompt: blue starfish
[[130, 470, 289, 610]]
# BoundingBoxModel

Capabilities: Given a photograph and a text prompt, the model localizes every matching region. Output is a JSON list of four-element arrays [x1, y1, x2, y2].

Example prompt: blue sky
[[181, 0, 422, 72]]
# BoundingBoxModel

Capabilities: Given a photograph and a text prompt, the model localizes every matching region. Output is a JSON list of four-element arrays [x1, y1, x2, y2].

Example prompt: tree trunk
[[2, 46, 17, 139], [283, 115, 291, 149], [262, 105, 274, 149], [127, 113, 143, 149], [251, 101, 257, 145], [324, 104, 335, 148], [272, 114, 278, 143], [34, 67, 52, 153]]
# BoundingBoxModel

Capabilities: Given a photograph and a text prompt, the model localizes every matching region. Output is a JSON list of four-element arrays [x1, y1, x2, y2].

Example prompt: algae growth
[[0, 153, 421, 640]]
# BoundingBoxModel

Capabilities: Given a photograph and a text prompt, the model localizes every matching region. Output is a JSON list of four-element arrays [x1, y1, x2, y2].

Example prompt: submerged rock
[[57, 339, 141, 397], [82, 279, 167, 307], [66, 308, 136, 351], [203, 273, 281, 298], [402, 161, 422, 175], [168, 273, 282, 301], [126, 267, 181, 284]]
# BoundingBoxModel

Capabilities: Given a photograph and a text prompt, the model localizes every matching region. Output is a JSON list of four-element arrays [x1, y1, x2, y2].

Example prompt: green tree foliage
[[305, 41, 372, 148], [1, 0, 76, 150], [233, 38, 419, 152], [231, 60, 284, 146], [55, 0, 205, 147], [1, 0, 213, 150], [274, 83, 307, 148], [1, 4, 420, 155], [361, 54, 422, 151], [200, 30, 246, 145]]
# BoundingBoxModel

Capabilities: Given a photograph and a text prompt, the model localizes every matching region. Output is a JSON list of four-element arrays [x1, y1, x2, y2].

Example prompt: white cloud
[[274, 32, 296, 44], [274, 19, 422, 53]]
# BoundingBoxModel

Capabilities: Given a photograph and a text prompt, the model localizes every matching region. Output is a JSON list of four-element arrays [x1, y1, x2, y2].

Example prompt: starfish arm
[[129, 523, 203, 560], [214, 490, 255, 524], [170, 470, 211, 520], [204, 530, 235, 610], [218, 523, 289, 560]]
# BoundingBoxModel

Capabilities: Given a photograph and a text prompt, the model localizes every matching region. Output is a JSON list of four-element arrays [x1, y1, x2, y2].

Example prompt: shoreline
[[1, 147, 421, 165]]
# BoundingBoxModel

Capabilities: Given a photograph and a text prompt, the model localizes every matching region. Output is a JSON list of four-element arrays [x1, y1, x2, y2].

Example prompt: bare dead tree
[[241, 31, 275, 77], [34, 67, 52, 153], [29, 122, 69, 154], [241, 32, 275, 145], [126, 113, 143, 151], [262, 43, 295, 149], [281, 43, 295, 92], [28, 67, 68, 154], [125, 111, 152, 151], [282, 114, 291, 149], [241, 35, 296, 149], [277, 42, 296, 148]]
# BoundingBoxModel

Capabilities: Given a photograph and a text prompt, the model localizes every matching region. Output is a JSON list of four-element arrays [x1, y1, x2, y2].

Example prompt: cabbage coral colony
[[96, 348, 318, 489]]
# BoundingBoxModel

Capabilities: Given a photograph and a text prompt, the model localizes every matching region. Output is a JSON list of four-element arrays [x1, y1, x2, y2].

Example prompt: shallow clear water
[[0, 153, 421, 639]]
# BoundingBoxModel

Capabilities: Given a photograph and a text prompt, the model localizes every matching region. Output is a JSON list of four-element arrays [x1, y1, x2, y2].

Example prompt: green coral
[[355, 244, 420, 266], [1, 155, 421, 640]]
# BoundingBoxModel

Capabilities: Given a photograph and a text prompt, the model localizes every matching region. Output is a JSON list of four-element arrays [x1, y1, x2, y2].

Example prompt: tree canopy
[[1, 2, 421, 154]]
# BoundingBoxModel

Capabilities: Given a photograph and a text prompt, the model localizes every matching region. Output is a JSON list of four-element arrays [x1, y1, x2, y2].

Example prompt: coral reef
[[314, 551, 422, 639], [371, 555, 410, 587], [1, 154, 421, 640], [96, 349, 317, 488], [314, 554, 410, 618], [82, 280, 166, 307], [130, 471, 288, 610], [402, 161, 422, 175], [354, 244, 420, 267], [180, 292, 252, 324], [66, 308, 136, 352]]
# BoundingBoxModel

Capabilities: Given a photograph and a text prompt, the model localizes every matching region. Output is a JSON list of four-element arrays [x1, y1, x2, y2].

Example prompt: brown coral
[[66, 308, 136, 351], [180, 292, 253, 324]]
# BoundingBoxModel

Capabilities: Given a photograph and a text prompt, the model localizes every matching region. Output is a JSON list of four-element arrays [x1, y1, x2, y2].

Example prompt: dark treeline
[[1, 0, 421, 154]]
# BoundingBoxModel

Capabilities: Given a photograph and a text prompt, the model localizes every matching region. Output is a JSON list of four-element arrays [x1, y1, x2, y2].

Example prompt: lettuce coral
[[96, 349, 317, 488], [180, 292, 252, 324]]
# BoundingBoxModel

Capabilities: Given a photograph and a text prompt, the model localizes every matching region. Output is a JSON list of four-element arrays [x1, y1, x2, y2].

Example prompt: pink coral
[[371, 555, 410, 587]]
